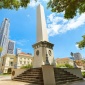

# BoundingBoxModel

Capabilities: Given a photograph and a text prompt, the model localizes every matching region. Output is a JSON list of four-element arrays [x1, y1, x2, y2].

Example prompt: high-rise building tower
[[16, 48, 22, 55], [0, 18, 10, 57], [74, 52, 82, 60], [7, 40, 15, 54]]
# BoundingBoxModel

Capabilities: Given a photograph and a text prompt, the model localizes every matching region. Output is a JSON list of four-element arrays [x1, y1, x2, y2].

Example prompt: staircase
[[12, 68, 44, 85], [12, 68, 83, 85], [54, 68, 83, 85]]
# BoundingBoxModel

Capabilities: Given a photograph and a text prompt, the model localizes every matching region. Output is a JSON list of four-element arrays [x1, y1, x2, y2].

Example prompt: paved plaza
[[0, 75, 85, 85], [0, 75, 38, 85]]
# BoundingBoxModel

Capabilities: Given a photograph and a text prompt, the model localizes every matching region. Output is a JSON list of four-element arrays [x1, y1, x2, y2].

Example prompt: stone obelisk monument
[[33, 4, 55, 68]]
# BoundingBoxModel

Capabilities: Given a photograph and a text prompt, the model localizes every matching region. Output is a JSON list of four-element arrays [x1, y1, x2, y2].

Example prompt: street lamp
[[70, 52, 78, 68]]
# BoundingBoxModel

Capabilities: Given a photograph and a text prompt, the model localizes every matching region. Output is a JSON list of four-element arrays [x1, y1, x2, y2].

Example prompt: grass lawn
[[0, 73, 11, 76]]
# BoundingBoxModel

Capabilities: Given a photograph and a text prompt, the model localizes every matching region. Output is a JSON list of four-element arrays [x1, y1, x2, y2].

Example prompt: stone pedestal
[[42, 65, 56, 85], [32, 41, 55, 68]]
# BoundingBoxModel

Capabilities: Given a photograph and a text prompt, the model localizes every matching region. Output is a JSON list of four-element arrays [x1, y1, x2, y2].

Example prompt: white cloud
[[47, 13, 85, 36], [75, 44, 79, 49], [29, 0, 40, 7], [42, 0, 49, 2], [15, 39, 29, 46]]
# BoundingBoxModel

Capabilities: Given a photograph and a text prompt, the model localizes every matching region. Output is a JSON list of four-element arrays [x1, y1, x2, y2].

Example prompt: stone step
[[18, 73, 42, 76], [55, 77, 79, 80], [13, 78, 43, 82], [21, 79, 43, 82], [54, 72, 70, 74], [22, 77, 43, 80], [55, 75, 76, 78], [15, 76, 42, 79], [23, 72, 42, 74], [13, 68, 43, 84], [19, 72, 42, 76]]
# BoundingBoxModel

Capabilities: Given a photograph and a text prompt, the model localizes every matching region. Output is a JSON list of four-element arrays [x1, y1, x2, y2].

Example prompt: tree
[[0, 46, 3, 53], [0, 0, 30, 10], [47, 0, 85, 19], [47, 0, 85, 49], [77, 35, 85, 49]]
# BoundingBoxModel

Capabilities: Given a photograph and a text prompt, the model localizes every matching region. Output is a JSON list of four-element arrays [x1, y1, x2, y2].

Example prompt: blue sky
[[0, 0, 85, 59]]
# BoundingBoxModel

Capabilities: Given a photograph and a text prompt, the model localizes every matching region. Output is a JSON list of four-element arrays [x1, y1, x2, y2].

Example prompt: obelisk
[[37, 4, 48, 42], [33, 4, 55, 68]]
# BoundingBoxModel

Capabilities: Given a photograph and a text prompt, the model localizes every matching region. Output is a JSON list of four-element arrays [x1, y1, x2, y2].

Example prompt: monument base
[[12, 65, 83, 85], [42, 65, 56, 85]]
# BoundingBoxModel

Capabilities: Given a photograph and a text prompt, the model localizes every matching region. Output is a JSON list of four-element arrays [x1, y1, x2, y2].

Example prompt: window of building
[[9, 62, 13, 66], [10, 58, 14, 59], [20, 61, 22, 64]]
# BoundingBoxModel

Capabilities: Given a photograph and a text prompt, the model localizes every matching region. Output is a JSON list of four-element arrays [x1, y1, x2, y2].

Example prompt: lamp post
[[70, 52, 77, 68]]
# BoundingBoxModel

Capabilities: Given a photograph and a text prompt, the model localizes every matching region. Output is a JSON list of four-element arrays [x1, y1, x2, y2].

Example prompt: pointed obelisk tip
[[38, 4, 43, 7]]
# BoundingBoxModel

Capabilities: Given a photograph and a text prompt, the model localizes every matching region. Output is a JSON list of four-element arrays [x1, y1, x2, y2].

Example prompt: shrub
[[20, 64, 33, 69], [65, 64, 73, 68], [56, 64, 73, 68], [56, 64, 66, 68], [82, 72, 85, 78]]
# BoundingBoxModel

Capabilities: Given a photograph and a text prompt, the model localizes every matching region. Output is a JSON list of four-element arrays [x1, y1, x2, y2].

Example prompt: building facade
[[7, 40, 15, 54], [56, 58, 74, 66], [16, 52, 33, 69], [0, 18, 10, 57], [0, 52, 33, 73], [1, 54, 16, 73]]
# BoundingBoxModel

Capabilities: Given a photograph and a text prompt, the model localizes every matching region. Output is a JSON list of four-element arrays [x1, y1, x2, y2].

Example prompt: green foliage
[[47, 0, 85, 19], [82, 72, 85, 78], [0, 73, 10, 75], [77, 35, 85, 49], [0, 46, 3, 52], [56, 64, 73, 68], [20, 64, 33, 69], [56, 64, 65, 68], [0, 0, 30, 10], [65, 64, 73, 68], [81, 60, 85, 63]]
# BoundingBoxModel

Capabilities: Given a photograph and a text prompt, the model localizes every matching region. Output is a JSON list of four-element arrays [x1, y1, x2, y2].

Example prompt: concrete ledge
[[63, 68, 83, 78], [42, 65, 56, 85], [11, 68, 28, 79]]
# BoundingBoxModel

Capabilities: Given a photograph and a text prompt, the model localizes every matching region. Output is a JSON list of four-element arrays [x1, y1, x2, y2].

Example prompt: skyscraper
[[16, 48, 22, 55], [0, 18, 10, 57], [7, 40, 15, 54], [74, 52, 82, 60]]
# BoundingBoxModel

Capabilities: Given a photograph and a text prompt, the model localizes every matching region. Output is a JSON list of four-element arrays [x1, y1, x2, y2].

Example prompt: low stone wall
[[63, 68, 83, 78], [11, 68, 28, 79]]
